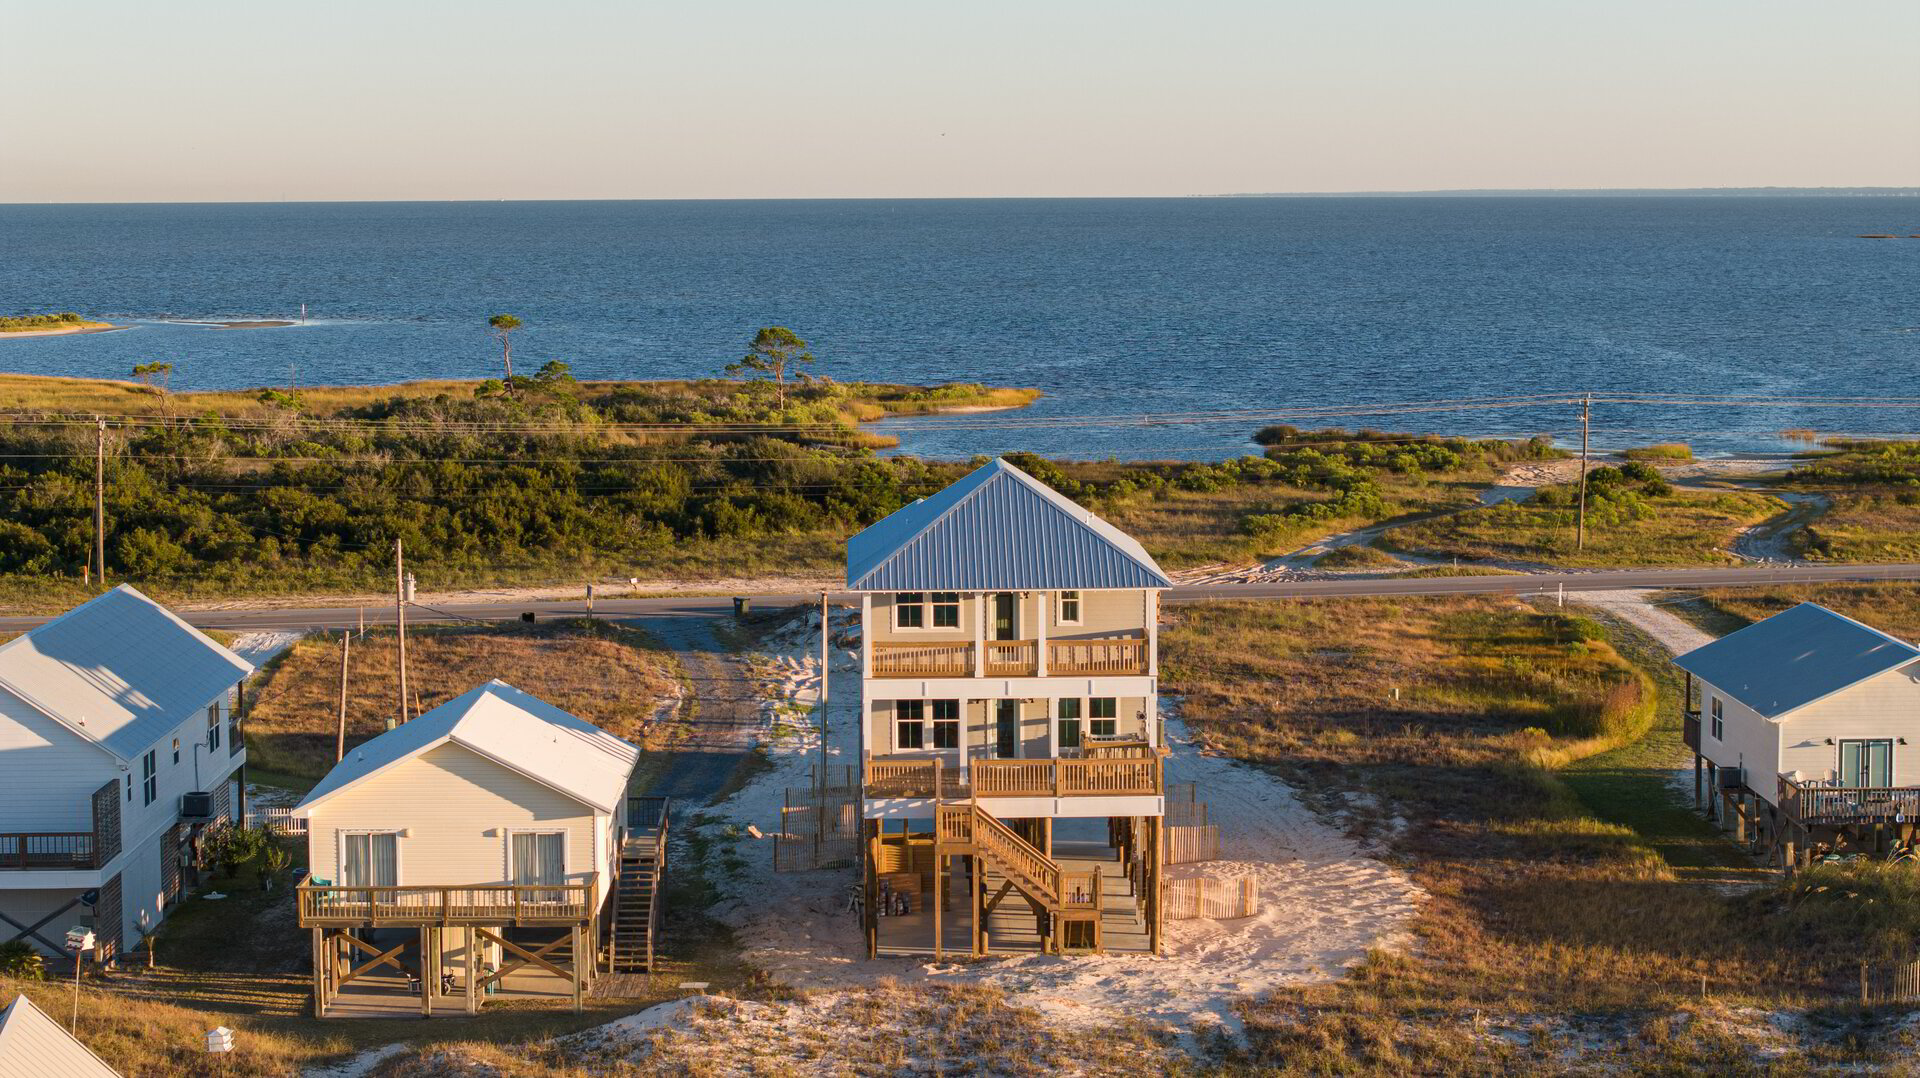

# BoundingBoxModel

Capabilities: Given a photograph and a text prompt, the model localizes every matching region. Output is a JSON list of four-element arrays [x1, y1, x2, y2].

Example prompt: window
[[932, 699, 960, 749], [1058, 591, 1083, 625], [1090, 697, 1117, 738], [171, 737, 180, 765], [510, 831, 566, 902], [931, 592, 961, 628], [125, 775, 132, 802], [1057, 698, 1082, 750], [207, 704, 221, 751], [1840, 739, 1894, 789], [341, 831, 399, 887], [995, 700, 1019, 759], [894, 593, 926, 629], [896, 700, 926, 749], [1709, 697, 1723, 741], [141, 751, 157, 806]]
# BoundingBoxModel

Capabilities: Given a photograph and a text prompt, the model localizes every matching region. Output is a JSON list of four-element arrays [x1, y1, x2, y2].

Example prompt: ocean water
[[0, 197, 1914, 459]]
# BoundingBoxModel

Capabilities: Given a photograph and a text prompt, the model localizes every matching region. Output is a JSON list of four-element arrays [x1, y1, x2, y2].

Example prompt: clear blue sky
[[6, 0, 1916, 201]]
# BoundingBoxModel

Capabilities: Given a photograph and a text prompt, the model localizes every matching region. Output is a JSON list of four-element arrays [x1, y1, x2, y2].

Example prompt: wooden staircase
[[608, 796, 669, 974], [934, 801, 1104, 952]]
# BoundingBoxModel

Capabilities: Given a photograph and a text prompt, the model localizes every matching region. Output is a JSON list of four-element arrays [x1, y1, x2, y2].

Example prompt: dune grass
[[1159, 597, 1876, 1071], [1675, 582, 1920, 642], [242, 619, 681, 782], [1623, 443, 1694, 461]]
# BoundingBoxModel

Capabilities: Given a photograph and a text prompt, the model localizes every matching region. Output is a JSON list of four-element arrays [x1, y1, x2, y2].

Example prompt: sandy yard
[[692, 610, 1424, 1038]]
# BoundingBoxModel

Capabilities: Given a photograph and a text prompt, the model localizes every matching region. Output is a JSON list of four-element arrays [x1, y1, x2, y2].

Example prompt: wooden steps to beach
[[608, 796, 669, 973]]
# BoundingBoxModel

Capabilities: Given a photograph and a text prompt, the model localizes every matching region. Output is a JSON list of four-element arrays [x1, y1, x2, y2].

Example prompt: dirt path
[[624, 613, 765, 807], [1729, 490, 1830, 563], [1569, 590, 1715, 655]]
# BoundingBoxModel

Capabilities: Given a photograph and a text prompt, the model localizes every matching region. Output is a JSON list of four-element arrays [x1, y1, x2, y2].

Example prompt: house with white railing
[[291, 680, 662, 1017], [849, 458, 1172, 957], [1678, 601, 1920, 867], [0, 586, 251, 964]]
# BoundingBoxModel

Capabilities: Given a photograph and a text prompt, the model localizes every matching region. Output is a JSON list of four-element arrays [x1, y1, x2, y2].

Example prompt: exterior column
[[1047, 698, 1059, 759], [861, 594, 873, 676], [865, 820, 879, 959], [1147, 591, 1159, 677], [464, 927, 478, 1013], [1149, 816, 1164, 955], [1035, 592, 1048, 677], [1144, 695, 1158, 750], [973, 593, 986, 677], [311, 928, 325, 1018], [419, 928, 433, 1017], [571, 925, 585, 1013], [933, 854, 943, 960]]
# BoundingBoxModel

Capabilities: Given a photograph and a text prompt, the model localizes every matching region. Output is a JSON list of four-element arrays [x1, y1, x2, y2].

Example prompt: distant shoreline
[[162, 319, 298, 330], [0, 322, 126, 340]]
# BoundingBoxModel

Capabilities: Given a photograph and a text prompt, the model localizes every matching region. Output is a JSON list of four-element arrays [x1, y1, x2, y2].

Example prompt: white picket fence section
[[245, 806, 307, 835]]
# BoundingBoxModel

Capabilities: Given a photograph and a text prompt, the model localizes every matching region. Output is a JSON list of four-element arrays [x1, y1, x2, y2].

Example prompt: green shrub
[[0, 940, 45, 979]]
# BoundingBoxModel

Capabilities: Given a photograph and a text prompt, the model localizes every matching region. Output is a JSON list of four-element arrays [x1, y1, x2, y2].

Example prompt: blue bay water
[[0, 197, 1914, 459]]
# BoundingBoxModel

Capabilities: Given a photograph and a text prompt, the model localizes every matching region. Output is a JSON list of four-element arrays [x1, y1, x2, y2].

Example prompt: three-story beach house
[[1677, 601, 1920, 867], [850, 458, 1172, 957], [0, 586, 252, 963]]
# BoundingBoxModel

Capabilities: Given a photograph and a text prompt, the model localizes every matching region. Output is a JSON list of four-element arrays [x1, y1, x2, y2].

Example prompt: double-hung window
[[141, 751, 157, 805], [896, 700, 926, 749], [1057, 699, 1083, 750], [1709, 697, 1723, 741], [1058, 591, 1083, 625], [207, 704, 222, 751], [341, 831, 399, 887], [930, 593, 961, 628], [1090, 697, 1117, 738], [894, 593, 926, 629], [932, 699, 960, 749]]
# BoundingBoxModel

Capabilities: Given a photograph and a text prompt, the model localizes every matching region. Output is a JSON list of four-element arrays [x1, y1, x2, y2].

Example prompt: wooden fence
[[1164, 824, 1221, 865], [1166, 876, 1258, 920], [775, 780, 860, 872]]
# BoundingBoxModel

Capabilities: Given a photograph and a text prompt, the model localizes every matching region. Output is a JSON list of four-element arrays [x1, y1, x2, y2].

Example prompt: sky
[[4, 0, 1916, 202]]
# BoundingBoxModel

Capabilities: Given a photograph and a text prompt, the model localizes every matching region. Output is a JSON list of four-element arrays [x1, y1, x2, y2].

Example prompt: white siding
[[1698, 678, 1779, 799], [867, 589, 1150, 649], [1779, 664, 1920, 786], [303, 742, 610, 901], [0, 690, 115, 832]]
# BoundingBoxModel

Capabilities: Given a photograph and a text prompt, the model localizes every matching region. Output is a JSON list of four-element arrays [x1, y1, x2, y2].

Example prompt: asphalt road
[[6, 562, 1919, 632]]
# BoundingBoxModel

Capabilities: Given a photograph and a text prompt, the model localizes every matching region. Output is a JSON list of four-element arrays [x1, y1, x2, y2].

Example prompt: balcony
[[864, 751, 1163, 800], [1778, 775, 1920, 826], [1682, 711, 1701, 753], [0, 781, 121, 871], [296, 878, 597, 928], [870, 637, 1149, 679]]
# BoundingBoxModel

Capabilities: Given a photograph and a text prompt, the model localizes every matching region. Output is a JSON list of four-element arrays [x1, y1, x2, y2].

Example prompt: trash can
[[520, 612, 536, 623], [733, 597, 750, 617]]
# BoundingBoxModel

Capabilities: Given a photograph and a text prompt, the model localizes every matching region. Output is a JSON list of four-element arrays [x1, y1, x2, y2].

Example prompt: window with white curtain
[[512, 831, 566, 902], [341, 831, 399, 887]]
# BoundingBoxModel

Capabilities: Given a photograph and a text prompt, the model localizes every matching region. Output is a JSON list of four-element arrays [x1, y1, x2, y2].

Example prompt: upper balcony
[[0, 781, 121, 871], [870, 636, 1149, 679], [864, 744, 1163, 800]]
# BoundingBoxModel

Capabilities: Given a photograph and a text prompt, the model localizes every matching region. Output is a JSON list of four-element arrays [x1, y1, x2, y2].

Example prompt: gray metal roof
[[0, 585, 254, 762], [295, 680, 641, 817], [1674, 602, 1920, 720], [846, 458, 1172, 592]]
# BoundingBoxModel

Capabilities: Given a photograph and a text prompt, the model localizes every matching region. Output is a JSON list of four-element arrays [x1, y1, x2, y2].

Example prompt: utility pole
[[394, 538, 409, 728], [93, 418, 107, 589], [1575, 394, 1591, 552], [819, 591, 830, 790], [336, 630, 351, 762]]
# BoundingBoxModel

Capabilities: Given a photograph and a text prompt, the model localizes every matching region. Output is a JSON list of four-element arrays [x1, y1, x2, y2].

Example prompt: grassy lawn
[[1382, 484, 1781, 567], [1673, 581, 1920, 641], [1160, 597, 1868, 1071], [243, 619, 681, 782], [1797, 490, 1920, 562]]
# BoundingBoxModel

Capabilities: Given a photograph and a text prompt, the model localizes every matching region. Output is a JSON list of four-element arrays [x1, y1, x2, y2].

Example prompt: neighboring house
[[291, 680, 642, 1016], [0, 993, 122, 1078], [1676, 601, 1920, 866], [849, 458, 1172, 957], [0, 586, 252, 963]]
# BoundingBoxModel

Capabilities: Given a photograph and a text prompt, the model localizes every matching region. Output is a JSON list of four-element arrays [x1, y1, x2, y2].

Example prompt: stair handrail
[[969, 805, 1060, 907]]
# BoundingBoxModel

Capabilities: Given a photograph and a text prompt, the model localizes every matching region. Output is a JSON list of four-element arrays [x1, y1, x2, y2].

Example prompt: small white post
[[973, 592, 987, 677], [1035, 591, 1048, 677]]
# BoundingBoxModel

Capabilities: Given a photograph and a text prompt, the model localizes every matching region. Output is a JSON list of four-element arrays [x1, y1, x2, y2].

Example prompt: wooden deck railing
[[939, 803, 1061, 907], [0, 832, 98, 870], [296, 879, 596, 927], [865, 754, 1162, 799], [1682, 711, 1701, 753], [867, 637, 1150, 678], [1778, 775, 1920, 825]]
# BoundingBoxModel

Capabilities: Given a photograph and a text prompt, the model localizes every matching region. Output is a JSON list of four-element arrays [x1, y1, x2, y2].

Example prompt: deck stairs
[[608, 796, 669, 974]]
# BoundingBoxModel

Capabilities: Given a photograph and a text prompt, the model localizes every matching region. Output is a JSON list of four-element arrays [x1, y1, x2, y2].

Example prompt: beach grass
[[1380, 484, 1780, 567]]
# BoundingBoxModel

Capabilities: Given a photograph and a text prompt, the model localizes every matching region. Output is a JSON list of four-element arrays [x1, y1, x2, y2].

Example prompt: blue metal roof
[[846, 459, 1172, 592], [1674, 602, 1920, 720]]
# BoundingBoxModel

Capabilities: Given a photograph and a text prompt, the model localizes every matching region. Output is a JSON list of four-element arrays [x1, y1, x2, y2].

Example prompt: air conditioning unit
[[1717, 767, 1746, 790], [179, 791, 213, 819]]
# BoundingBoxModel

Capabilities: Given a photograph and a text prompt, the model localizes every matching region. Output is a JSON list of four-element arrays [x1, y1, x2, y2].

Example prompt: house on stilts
[[292, 680, 669, 1017], [1678, 601, 1920, 867], [849, 458, 1172, 957]]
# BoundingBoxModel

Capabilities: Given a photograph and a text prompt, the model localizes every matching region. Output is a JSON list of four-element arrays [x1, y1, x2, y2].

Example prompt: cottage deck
[[1778, 775, 1920, 826], [870, 637, 1149, 679], [864, 751, 1163, 801]]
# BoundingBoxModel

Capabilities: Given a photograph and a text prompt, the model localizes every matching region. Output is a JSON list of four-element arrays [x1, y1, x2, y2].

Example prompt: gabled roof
[[294, 680, 640, 817], [846, 459, 1172, 592], [0, 585, 253, 762], [0, 994, 121, 1078], [1674, 602, 1920, 720]]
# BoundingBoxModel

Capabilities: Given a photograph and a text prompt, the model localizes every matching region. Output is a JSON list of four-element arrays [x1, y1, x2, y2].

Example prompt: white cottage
[[0, 586, 252, 962], [1676, 601, 1920, 864], [291, 679, 640, 1016]]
